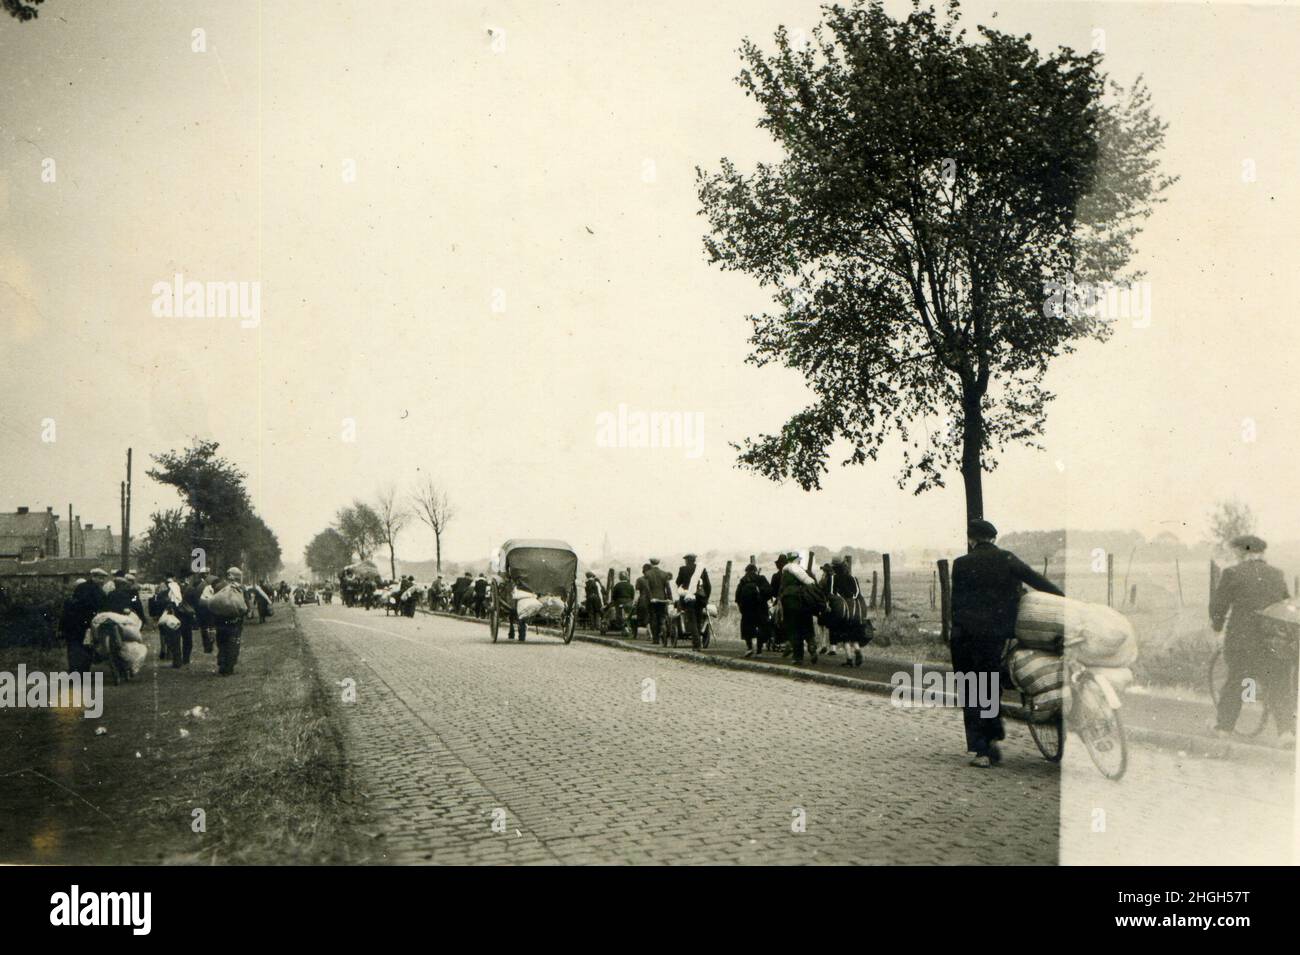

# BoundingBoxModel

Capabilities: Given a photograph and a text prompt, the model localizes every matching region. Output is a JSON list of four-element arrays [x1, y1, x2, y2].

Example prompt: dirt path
[[0, 607, 377, 865]]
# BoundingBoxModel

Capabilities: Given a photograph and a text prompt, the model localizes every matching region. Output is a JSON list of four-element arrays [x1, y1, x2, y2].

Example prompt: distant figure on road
[[205, 567, 248, 676], [473, 574, 489, 618], [644, 558, 674, 644], [632, 564, 652, 640], [610, 571, 635, 637], [61, 567, 108, 673], [778, 551, 823, 665], [584, 572, 607, 632], [823, 559, 870, 667], [1210, 534, 1292, 742], [735, 563, 771, 658], [951, 519, 1064, 768], [675, 554, 711, 651]]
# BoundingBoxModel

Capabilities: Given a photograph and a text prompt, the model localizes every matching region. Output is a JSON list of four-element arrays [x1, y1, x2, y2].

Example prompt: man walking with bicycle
[[951, 519, 1064, 768], [1210, 534, 1292, 743]]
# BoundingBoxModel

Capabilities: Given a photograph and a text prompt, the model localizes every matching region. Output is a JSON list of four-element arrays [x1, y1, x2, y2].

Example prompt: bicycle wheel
[[1071, 672, 1127, 780], [1208, 646, 1267, 737], [1026, 696, 1064, 763]]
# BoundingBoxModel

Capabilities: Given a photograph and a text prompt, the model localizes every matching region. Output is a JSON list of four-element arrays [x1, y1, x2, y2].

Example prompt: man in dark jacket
[[610, 571, 636, 637], [951, 519, 1064, 767], [584, 572, 607, 632], [207, 567, 247, 676], [1210, 535, 1291, 736], [473, 574, 489, 618], [632, 564, 653, 640], [675, 554, 712, 650], [735, 563, 771, 658], [61, 568, 108, 673], [644, 558, 674, 644]]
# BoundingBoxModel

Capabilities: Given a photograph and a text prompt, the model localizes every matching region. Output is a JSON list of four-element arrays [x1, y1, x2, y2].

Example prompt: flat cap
[[1231, 534, 1267, 553], [968, 519, 998, 540]]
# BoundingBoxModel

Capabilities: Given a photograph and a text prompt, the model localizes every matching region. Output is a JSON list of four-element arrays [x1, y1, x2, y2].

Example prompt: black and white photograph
[[0, 0, 1295, 921]]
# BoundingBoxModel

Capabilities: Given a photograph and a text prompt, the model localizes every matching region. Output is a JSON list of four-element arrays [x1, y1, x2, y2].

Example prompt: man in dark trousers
[[584, 572, 607, 632], [610, 571, 636, 636], [735, 563, 772, 658], [632, 564, 652, 640], [61, 568, 108, 673], [951, 519, 1064, 768], [675, 554, 712, 650], [473, 573, 489, 618], [1210, 535, 1291, 738], [644, 558, 674, 644]]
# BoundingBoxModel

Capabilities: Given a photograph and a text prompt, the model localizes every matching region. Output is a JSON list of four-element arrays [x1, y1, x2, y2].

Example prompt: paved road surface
[[300, 606, 1292, 864]]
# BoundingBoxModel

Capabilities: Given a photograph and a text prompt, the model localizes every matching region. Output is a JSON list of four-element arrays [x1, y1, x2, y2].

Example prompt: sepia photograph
[[0, 0, 1295, 925]]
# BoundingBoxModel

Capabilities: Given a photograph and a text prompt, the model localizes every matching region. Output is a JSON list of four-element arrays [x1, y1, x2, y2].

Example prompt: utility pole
[[120, 448, 132, 573]]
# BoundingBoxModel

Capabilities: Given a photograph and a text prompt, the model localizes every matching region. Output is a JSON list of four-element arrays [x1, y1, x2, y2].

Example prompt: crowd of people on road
[[59, 565, 278, 680], [53, 519, 1296, 765]]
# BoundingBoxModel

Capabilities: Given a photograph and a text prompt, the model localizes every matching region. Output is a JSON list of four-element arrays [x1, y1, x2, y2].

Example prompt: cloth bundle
[[119, 641, 148, 675], [204, 584, 248, 621], [514, 590, 543, 620], [1008, 647, 1067, 720], [158, 610, 182, 631], [90, 611, 143, 644], [1015, 591, 1138, 668]]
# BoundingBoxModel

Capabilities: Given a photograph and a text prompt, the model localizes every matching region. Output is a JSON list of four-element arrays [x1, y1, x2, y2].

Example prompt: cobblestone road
[[305, 605, 1058, 864], [302, 606, 1294, 864]]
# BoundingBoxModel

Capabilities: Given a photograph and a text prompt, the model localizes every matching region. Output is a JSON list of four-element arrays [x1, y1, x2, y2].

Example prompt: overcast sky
[[2, 0, 1298, 566]]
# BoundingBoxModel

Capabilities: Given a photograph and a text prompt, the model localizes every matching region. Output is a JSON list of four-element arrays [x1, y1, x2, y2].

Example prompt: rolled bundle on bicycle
[[1015, 591, 1138, 668], [1010, 593, 1138, 719]]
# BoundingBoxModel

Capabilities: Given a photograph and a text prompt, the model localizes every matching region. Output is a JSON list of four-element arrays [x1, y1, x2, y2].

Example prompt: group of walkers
[[60, 565, 267, 679], [573, 552, 873, 661]]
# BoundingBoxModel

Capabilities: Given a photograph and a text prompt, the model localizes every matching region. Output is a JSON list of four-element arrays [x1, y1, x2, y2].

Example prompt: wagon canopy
[[342, 560, 382, 582], [497, 539, 577, 598]]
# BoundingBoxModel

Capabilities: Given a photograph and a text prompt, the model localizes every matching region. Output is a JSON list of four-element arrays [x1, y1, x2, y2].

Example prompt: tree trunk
[[435, 534, 441, 574], [388, 541, 396, 581], [960, 392, 985, 527]]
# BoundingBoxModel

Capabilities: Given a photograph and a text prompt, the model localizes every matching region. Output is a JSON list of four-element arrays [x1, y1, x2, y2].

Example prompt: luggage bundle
[[1015, 591, 1138, 668], [90, 611, 143, 643], [1008, 647, 1067, 719], [204, 584, 248, 621]]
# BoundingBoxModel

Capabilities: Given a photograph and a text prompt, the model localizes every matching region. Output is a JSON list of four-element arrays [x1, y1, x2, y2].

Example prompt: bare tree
[[411, 473, 455, 573], [374, 483, 410, 581]]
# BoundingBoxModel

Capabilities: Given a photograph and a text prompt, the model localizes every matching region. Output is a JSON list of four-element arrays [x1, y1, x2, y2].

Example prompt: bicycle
[[1207, 628, 1298, 739], [1010, 641, 1130, 781]]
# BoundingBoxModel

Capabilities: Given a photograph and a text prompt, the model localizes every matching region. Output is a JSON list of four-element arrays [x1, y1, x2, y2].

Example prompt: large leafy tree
[[3, 0, 47, 22], [146, 438, 280, 578], [335, 501, 383, 562], [304, 528, 353, 581], [697, 0, 1174, 524], [134, 509, 194, 581]]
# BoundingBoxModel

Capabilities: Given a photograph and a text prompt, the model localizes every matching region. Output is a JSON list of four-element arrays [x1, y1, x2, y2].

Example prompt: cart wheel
[[562, 608, 576, 644], [489, 582, 500, 643], [702, 620, 712, 649]]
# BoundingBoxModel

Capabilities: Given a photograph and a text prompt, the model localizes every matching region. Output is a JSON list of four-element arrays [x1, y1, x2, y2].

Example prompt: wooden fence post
[[937, 559, 951, 642], [720, 560, 733, 615], [882, 553, 892, 616], [870, 571, 878, 609], [1175, 558, 1185, 607], [606, 568, 615, 602], [930, 569, 937, 609], [1106, 552, 1115, 606]]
